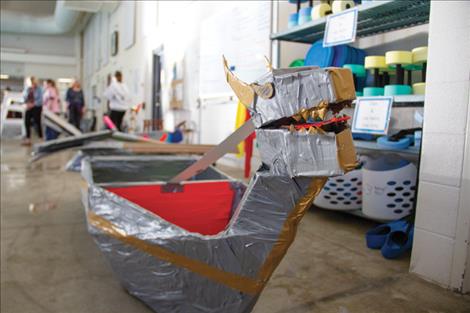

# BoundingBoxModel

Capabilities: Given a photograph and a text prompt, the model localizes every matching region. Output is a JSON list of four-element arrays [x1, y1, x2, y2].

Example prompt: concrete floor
[[1, 138, 469, 313]]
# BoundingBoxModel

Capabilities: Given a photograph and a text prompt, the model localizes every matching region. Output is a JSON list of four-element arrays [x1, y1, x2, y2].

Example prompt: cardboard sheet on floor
[[32, 130, 113, 161], [42, 109, 82, 136]]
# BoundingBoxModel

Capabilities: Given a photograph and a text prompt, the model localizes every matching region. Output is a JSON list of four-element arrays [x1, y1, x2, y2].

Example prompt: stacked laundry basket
[[314, 155, 417, 221]]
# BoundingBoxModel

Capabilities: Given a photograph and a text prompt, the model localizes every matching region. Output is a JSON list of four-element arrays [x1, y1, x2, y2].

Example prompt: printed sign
[[352, 97, 393, 135], [323, 8, 358, 47]]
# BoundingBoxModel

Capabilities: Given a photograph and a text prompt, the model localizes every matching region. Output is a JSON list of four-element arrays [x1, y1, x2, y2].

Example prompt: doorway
[[151, 48, 164, 130]]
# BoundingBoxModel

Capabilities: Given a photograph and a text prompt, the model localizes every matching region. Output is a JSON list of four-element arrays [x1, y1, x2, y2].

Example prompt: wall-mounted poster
[[111, 31, 119, 56]]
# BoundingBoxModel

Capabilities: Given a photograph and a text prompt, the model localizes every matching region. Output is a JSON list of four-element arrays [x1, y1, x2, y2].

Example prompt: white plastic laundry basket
[[362, 162, 417, 220], [314, 169, 363, 211]]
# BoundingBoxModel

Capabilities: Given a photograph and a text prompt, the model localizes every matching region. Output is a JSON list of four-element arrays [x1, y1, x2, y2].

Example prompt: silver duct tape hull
[[256, 129, 343, 177], [79, 61, 355, 312], [252, 68, 336, 127], [83, 155, 314, 312]]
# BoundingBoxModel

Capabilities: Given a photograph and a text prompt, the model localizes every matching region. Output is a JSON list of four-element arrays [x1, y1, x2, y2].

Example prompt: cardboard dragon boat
[[82, 58, 357, 313]]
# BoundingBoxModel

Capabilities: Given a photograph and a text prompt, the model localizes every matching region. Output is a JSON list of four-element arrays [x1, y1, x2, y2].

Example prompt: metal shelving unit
[[352, 95, 425, 107], [354, 140, 420, 159], [271, 0, 428, 155], [269, 1, 429, 221], [271, 0, 430, 44], [389, 95, 425, 107]]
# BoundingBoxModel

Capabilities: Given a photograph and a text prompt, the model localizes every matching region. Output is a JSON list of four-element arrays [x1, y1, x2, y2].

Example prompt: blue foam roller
[[298, 7, 312, 24], [333, 45, 348, 67], [351, 47, 358, 64], [288, 13, 299, 28], [356, 48, 366, 65], [305, 40, 334, 67]]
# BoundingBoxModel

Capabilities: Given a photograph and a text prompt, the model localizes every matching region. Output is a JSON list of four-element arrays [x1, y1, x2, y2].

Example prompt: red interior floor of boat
[[106, 182, 235, 235]]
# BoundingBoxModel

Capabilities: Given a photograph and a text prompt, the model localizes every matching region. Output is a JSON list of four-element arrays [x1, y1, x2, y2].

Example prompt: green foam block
[[363, 87, 384, 97], [384, 85, 412, 96], [343, 64, 366, 77]]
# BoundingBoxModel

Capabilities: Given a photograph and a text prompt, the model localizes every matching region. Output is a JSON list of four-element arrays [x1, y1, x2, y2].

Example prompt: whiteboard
[[199, 2, 271, 98]]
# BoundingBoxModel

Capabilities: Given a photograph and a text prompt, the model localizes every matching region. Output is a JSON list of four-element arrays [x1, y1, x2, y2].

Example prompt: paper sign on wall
[[352, 97, 393, 135], [323, 8, 358, 47]]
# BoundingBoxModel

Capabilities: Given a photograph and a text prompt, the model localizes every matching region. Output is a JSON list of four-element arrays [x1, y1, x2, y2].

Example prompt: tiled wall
[[410, 1, 470, 292]]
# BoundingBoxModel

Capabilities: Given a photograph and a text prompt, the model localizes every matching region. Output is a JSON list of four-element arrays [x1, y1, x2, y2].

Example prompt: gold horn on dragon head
[[223, 56, 275, 107]]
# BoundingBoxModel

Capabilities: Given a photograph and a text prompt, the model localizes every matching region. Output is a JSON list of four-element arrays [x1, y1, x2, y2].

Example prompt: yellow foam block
[[412, 46, 428, 64], [312, 3, 331, 19], [365, 56, 387, 70], [385, 51, 412, 66], [413, 82, 426, 95], [332, 0, 355, 14]]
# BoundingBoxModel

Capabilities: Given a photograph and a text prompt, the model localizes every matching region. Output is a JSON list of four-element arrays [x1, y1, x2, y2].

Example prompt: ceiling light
[[57, 78, 74, 84], [0, 74, 10, 80]]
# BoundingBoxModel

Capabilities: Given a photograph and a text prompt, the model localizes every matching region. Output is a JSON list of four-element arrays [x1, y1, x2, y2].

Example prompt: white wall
[[0, 33, 78, 80], [410, 1, 470, 293], [81, 0, 271, 153], [82, 1, 156, 129], [82, 1, 224, 132]]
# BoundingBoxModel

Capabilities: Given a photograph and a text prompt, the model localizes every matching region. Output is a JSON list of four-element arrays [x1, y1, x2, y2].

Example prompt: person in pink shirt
[[43, 79, 61, 140]]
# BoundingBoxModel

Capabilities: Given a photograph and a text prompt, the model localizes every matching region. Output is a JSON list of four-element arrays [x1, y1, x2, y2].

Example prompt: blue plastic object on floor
[[377, 136, 411, 150], [305, 40, 334, 67], [167, 129, 183, 143], [381, 225, 414, 259], [366, 219, 408, 249]]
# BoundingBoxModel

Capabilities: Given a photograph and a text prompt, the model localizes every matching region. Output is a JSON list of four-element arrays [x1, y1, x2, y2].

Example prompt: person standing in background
[[104, 71, 130, 131], [22, 76, 43, 146], [43, 79, 61, 140], [106, 73, 112, 113], [66, 80, 85, 130]]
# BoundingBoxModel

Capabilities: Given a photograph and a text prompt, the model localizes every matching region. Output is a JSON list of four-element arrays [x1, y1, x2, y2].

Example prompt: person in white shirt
[[104, 71, 130, 131]]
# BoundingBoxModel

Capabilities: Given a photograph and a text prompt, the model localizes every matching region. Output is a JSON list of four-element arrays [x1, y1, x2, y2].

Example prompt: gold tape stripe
[[88, 177, 328, 295], [336, 128, 358, 172], [257, 177, 327, 285], [87, 211, 264, 295]]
